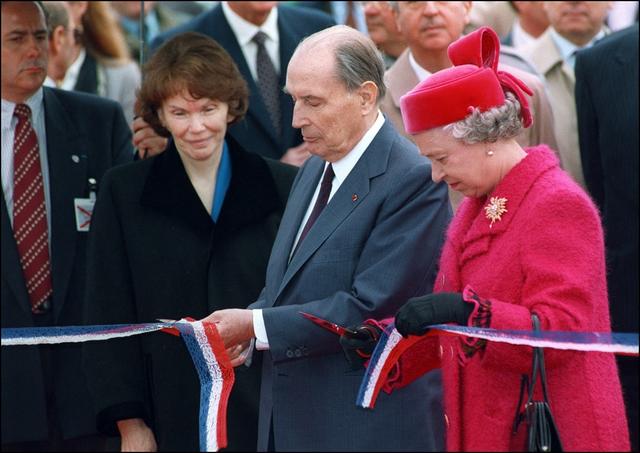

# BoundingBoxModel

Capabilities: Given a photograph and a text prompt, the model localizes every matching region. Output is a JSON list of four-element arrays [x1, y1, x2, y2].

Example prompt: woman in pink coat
[[343, 27, 629, 451]]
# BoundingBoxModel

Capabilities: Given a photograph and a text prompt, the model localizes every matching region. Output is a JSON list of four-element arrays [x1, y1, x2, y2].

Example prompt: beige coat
[[523, 29, 585, 188], [381, 49, 558, 209]]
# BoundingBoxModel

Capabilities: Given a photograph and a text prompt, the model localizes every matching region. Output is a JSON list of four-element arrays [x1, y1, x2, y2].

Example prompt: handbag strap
[[528, 314, 551, 404]]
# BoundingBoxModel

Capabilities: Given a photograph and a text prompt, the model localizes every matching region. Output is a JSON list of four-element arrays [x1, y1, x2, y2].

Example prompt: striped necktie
[[12, 103, 53, 313]]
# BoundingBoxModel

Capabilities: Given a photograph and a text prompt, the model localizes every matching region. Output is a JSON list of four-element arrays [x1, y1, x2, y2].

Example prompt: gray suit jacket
[[250, 121, 451, 451]]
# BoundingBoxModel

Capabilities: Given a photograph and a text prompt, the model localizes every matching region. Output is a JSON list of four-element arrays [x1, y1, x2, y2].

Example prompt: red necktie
[[294, 163, 335, 254], [12, 103, 53, 313]]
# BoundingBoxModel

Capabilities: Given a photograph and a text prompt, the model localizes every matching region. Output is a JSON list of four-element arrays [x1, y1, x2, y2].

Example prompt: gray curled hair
[[444, 92, 523, 144]]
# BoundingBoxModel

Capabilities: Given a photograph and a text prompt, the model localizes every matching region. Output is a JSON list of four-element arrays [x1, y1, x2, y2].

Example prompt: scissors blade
[[299, 312, 357, 337]]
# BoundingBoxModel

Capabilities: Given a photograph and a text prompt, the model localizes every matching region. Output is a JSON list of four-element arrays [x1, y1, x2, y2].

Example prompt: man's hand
[[280, 142, 311, 166], [226, 340, 252, 367], [132, 117, 168, 158], [117, 418, 157, 452], [339, 324, 382, 370], [202, 309, 255, 349]]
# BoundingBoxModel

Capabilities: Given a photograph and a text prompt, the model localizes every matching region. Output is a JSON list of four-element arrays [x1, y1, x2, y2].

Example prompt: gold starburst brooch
[[484, 196, 508, 228]]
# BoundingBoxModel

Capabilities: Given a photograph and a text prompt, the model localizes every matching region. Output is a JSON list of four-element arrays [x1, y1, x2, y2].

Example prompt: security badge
[[74, 178, 97, 232]]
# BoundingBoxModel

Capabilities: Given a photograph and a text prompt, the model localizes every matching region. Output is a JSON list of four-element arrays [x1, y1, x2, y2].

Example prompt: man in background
[[1, 1, 132, 450], [523, 1, 611, 188], [575, 24, 639, 451], [149, 1, 335, 166]]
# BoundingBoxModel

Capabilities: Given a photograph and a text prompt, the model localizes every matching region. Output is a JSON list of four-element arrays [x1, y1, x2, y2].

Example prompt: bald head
[[292, 25, 387, 103]]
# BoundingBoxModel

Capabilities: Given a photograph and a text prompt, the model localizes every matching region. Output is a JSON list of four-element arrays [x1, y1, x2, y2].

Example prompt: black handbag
[[512, 314, 564, 452]]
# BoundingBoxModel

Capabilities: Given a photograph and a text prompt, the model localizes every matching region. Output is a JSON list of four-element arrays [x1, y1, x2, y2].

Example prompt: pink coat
[[398, 146, 629, 451]]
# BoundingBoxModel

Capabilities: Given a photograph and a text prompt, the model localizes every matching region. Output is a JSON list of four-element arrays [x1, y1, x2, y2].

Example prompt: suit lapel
[[273, 123, 393, 301], [266, 158, 323, 292], [43, 88, 88, 320], [1, 192, 31, 314], [387, 50, 419, 110]]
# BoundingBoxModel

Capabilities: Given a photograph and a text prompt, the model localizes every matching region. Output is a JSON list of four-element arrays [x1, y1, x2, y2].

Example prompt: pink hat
[[400, 27, 533, 134]]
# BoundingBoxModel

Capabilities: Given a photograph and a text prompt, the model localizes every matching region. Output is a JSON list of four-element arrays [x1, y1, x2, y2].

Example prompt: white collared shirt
[[511, 19, 540, 49], [409, 51, 432, 82], [2, 88, 52, 238], [253, 112, 386, 349], [221, 1, 280, 82], [60, 47, 86, 91], [549, 27, 606, 70]]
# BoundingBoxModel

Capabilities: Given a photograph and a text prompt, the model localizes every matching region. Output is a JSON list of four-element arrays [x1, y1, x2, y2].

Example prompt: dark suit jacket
[[575, 24, 639, 334], [1, 88, 133, 443], [81, 138, 297, 451], [250, 121, 451, 451], [150, 4, 335, 160], [575, 26, 639, 449]]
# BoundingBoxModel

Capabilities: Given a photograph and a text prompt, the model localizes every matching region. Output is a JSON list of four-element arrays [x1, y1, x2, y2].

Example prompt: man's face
[[544, 1, 610, 44], [1, 1, 48, 102], [395, 1, 471, 53], [285, 47, 366, 163], [363, 1, 404, 49], [227, 1, 278, 26]]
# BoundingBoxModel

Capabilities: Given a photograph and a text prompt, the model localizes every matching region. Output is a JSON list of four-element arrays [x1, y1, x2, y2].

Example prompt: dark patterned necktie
[[294, 164, 335, 254], [12, 103, 53, 313], [253, 31, 281, 137]]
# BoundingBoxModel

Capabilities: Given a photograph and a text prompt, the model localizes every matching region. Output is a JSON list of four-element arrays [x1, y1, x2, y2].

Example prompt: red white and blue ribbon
[[173, 320, 234, 452], [1, 319, 233, 452], [357, 322, 639, 410]]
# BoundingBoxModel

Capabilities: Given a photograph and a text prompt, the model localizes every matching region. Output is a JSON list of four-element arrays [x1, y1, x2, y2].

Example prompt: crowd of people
[[1, 1, 637, 452]]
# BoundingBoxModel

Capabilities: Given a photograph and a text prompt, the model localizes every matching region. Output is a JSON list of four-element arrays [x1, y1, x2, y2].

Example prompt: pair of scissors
[[299, 312, 360, 337], [156, 317, 196, 336]]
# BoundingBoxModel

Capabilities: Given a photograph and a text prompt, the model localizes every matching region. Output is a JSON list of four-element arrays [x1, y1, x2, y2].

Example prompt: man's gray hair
[[444, 92, 523, 144], [299, 25, 387, 103], [334, 36, 387, 102], [42, 2, 69, 36]]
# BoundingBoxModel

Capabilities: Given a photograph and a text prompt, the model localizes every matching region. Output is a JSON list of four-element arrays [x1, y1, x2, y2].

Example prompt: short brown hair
[[137, 32, 249, 137]]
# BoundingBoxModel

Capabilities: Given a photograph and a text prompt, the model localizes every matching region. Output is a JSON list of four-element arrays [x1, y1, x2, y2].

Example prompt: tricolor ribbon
[[1, 319, 233, 452], [357, 322, 639, 410]]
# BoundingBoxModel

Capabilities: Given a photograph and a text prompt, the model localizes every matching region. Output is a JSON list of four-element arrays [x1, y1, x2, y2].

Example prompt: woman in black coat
[[81, 32, 296, 451]]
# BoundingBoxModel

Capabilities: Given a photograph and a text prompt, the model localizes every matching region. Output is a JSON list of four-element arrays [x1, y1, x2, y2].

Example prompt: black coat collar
[[140, 136, 282, 234]]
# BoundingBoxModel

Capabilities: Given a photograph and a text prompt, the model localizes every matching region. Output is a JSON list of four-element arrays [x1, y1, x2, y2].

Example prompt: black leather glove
[[339, 324, 383, 371], [395, 292, 474, 338]]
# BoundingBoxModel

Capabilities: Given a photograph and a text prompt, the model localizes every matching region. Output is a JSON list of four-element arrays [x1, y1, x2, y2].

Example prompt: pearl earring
[[487, 150, 494, 156]]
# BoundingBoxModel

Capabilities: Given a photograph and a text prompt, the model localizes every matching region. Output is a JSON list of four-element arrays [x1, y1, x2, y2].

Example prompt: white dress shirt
[[1, 88, 52, 239], [549, 27, 607, 70], [60, 47, 86, 91], [253, 112, 386, 349], [221, 1, 280, 82], [409, 51, 433, 82], [511, 19, 539, 49]]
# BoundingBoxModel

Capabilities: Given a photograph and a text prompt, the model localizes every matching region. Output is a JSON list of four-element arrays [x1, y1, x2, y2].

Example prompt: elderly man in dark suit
[[575, 24, 639, 451], [147, 1, 335, 166], [205, 25, 451, 451], [1, 2, 132, 450]]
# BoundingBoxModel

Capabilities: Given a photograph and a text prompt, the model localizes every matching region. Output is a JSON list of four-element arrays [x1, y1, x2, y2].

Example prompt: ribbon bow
[[448, 26, 533, 128]]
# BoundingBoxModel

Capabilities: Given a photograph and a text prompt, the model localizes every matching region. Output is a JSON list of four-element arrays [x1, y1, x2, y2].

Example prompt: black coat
[[575, 24, 639, 334], [575, 24, 639, 450], [1, 88, 133, 443], [81, 138, 296, 451]]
